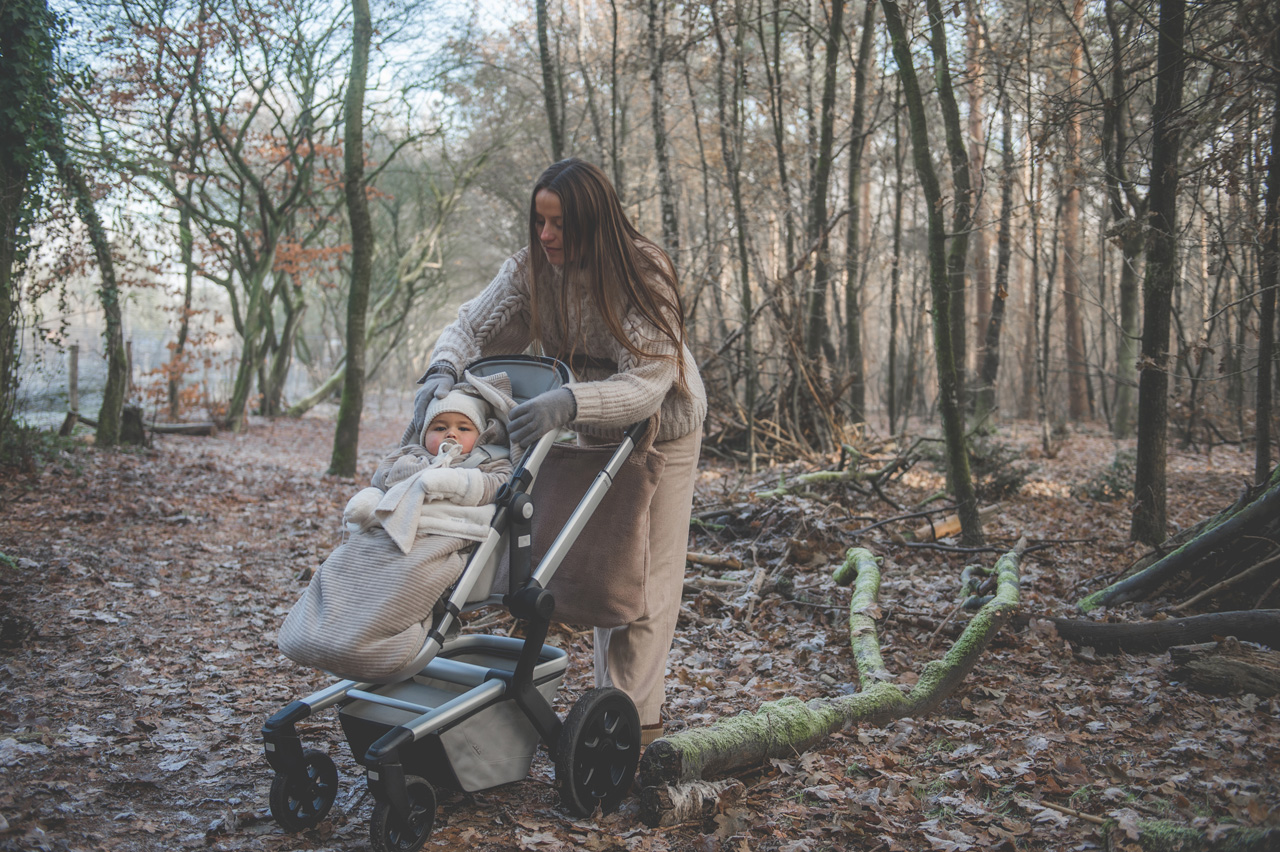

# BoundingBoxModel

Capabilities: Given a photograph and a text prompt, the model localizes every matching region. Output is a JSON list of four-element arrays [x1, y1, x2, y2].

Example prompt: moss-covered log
[[752, 455, 910, 500], [1105, 819, 1279, 852], [637, 542, 1024, 800]]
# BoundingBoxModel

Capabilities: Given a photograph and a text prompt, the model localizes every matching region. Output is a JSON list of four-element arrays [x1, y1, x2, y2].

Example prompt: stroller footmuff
[[263, 357, 645, 851]]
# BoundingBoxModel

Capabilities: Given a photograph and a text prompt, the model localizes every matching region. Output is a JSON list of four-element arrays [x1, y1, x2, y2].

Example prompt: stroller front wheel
[[555, 686, 640, 817], [370, 774, 436, 852], [268, 748, 339, 831]]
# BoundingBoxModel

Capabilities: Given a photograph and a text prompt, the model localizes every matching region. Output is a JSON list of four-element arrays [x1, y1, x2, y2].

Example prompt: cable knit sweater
[[430, 247, 707, 444]]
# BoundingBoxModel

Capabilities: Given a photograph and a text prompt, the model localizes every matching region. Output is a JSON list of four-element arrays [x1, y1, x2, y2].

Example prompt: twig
[[686, 551, 744, 570], [1038, 800, 1108, 826], [1173, 552, 1280, 612]]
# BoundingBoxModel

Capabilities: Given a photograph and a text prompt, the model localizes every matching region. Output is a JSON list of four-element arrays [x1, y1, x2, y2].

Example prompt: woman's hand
[[408, 366, 456, 438], [508, 388, 576, 447]]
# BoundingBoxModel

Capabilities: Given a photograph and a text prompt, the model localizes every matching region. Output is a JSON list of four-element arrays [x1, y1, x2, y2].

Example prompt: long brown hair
[[526, 158, 687, 386]]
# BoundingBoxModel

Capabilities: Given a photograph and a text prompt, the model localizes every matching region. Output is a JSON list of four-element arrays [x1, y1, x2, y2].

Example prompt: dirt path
[[1, 415, 1276, 851]]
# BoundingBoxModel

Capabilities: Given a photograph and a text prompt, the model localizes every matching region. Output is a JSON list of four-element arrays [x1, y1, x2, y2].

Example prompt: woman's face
[[534, 189, 566, 265]]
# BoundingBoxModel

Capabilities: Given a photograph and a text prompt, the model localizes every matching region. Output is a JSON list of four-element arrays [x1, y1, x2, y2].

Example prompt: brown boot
[[640, 723, 664, 747]]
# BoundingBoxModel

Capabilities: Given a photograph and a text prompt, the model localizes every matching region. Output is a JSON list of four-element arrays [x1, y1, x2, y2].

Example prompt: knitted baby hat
[[423, 388, 488, 436]]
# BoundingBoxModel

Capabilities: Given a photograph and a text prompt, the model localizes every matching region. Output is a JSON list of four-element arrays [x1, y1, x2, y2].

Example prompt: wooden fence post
[[68, 344, 79, 412]]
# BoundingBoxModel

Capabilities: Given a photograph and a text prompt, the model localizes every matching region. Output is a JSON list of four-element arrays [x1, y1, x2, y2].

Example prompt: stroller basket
[[338, 635, 567, 792], [263, 355, 645, 852]]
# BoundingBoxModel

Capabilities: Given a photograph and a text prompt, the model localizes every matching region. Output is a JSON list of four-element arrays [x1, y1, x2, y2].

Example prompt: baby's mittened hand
[[343, 487, 383, 532]]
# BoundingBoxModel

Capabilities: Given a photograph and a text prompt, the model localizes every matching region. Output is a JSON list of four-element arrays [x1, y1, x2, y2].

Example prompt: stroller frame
[[262, 356, 648, 850]]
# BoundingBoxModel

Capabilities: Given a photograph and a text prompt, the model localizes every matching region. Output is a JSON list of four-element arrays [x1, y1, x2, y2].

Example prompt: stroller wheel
[[370, 774, 436, 852], [555, 687, 640, 817], [269, 748, 339, 831]]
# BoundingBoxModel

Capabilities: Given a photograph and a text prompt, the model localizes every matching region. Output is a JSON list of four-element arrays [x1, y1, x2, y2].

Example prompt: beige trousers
[[589, 427, 701, 727]]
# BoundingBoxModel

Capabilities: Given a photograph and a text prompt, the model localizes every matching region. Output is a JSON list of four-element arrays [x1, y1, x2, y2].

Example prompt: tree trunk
[[536, 0, 563, 161], [169, 186, 196, 420], [1255, 33, 1279, 486], [967, 7, 990, 383], [1100, 0, 1144, 441], [887, 82, 905, 435], [637, 543, 1023, 795], [1061, 0, 1090, 422], [927, 0, 972, 409], [882, 0, 982, 545], [1131, 0, 1187, 545], [330, 0, 374, 478], [712, 0, 756, 472], [756, 0, 796, 277], [843, 0, 876, 424], [804, 0, 845, 367], [46, 137, 127, 447], [975, 79, 1014, 425], [647, 0, 679, 261]]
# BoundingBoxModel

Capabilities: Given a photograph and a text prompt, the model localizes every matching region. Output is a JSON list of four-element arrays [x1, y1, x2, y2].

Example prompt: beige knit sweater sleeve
[[429, 251, 534, 373]]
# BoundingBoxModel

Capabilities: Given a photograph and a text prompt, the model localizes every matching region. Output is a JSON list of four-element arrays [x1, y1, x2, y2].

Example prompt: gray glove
[[408, 365, 456, 440], [508, 388, 576, 448]]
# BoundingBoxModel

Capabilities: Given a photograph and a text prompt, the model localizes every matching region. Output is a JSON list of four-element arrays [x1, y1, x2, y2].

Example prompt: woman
[[409, 158, 706, 744]]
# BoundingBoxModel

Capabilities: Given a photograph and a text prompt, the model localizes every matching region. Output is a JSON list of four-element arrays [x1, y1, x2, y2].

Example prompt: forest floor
[[0, 407, 1277, 852]]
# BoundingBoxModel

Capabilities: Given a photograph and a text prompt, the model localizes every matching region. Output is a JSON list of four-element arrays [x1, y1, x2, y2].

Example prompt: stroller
[[262, 356, 646, 851]]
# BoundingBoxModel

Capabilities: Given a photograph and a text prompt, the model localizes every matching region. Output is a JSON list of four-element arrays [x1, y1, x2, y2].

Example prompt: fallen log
[[638, 778, 745, 827], [910, 503, 1001, 542], [1169, 638, 1280, 697], [1108, 820, 1279, 852], [75, 413, 218, 436], [1045, 610, 1280, 654], [637, 541, 1024, 810], [1079, 467, 1280, 613], [686, 552, 744, 571]]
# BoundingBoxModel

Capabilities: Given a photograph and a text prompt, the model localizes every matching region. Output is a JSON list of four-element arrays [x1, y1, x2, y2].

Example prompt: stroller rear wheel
[[555, 687, 640, 816], [268, 748, 338, 831], [370, 774, 436, 852]]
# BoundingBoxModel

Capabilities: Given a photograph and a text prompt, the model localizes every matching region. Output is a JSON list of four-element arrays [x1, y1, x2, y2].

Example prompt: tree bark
[[975, 78, 1014, 425], [1169, 639, 1280, 696], [45, 137, 127, 447], [1255, 29, 1279, 486], [881, 0, 982, 545], [638, 543, 1023, 795], [926, 0, 972, 408], [843, 0, 876, 423], [804, 0, 846, 367], [647, 0, 679, 261], [1131, 0, 1187, 545], [330, 0, 374, 478], [711, 0, 756, 472], [536, 0, 563, 161], [1061, 0, 1090, 422]]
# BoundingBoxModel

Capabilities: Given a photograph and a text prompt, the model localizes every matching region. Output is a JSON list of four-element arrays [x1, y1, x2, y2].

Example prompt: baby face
[[424, 411, 479, 454]]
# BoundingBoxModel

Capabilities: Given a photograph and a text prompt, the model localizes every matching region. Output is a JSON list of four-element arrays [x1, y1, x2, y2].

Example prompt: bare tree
[[1131, 0, 1187, 545]]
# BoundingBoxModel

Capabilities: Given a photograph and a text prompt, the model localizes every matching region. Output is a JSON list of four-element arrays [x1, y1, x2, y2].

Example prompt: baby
[[279, 372, 515, 681], [342, 383, 512, 546]]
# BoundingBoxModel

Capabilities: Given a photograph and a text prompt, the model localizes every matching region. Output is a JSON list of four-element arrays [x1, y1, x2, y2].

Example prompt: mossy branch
[[637, 540, 1024, 800]]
